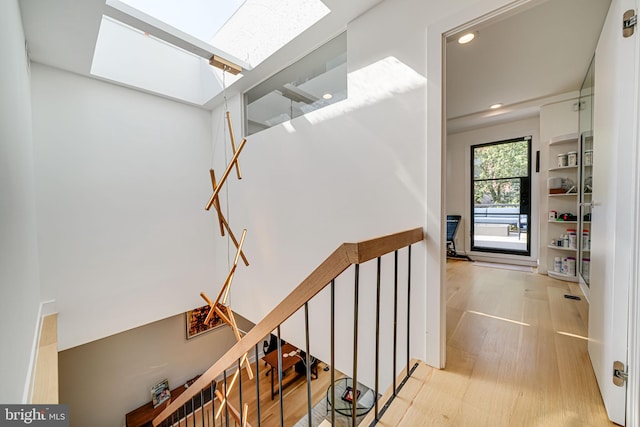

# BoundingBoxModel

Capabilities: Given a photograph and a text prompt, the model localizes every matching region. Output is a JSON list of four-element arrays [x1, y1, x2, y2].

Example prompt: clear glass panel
[[578, 55, 595, 286], [473, 178, 522, 206], [95, 0, 330, 102], [471, 138, 531, 255], [119, 0, 246, 43], [473, 140, 529, 180], [244, 33, 347, 135]]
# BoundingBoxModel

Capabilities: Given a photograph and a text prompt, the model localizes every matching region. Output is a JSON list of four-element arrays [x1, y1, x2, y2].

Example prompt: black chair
[[447, 215, 472, 261], [263, 333, 281, 355], [263, 334, 286, 376]]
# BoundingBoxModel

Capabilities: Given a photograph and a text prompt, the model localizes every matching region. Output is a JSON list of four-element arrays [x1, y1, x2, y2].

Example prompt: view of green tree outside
[[473, 140, 529, 205]]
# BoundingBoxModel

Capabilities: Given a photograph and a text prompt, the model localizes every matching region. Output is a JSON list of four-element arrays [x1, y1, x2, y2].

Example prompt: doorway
[[438, 0, 631, 424], [470, 136, 531, 256]]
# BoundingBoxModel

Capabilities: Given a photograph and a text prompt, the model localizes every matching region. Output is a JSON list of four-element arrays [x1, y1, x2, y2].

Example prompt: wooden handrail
[[153, 227, 424, 426]]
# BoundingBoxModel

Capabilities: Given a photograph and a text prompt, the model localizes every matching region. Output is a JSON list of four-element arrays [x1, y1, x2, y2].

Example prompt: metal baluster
[[407, 245, 412, 374], [393, 250, 398, 396], [305, 302, 312, 427], [352, 264, 360, 427], [277, 326, 284, 427], [330, 279, 336, 427], [238, 359, 243, 427], [214, 381, 218, 427], [201, 389, 205, 427], [184, 402, 188, 427], [224, 370, 229, 427], [255, 343, 261, 427], [191, 395, 196, 427], [374, 256, 382, 420]]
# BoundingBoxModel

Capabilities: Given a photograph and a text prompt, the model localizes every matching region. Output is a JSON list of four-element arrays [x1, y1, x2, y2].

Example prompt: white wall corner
[[24, 300, 57, 403], [41, 299, 57, 317]]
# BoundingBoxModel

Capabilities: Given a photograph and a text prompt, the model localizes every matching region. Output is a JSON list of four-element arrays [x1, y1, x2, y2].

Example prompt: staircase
[[152, 227, 424, 427]]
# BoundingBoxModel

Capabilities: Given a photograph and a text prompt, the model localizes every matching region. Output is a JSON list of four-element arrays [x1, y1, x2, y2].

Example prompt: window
[[244, 33, 347, 135], [92, 0, 330, 105], [471, 137, 532, 256]]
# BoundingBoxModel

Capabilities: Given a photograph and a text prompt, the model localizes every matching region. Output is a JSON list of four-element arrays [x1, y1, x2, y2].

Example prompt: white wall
[[30, 64, 217, 350], [538, 98, 579, 273], [206, 0, 533, 385], [59, 312, 253, 427], [0, 0, 42, 403], [209, 0, 433, 388], [16, 0, 567, 390], [446, 117, 541, 263]]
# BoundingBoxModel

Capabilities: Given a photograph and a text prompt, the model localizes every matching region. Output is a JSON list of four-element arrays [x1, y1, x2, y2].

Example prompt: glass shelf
[[547, 245, 578, 252], [549, 132, 579, 145], [549, 165, 579, 171]]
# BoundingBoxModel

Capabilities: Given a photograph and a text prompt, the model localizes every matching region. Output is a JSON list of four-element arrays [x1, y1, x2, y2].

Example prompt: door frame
[[469, 136, 532, 256], [430, 0, 640, 423], [627, 2, 640, 420]]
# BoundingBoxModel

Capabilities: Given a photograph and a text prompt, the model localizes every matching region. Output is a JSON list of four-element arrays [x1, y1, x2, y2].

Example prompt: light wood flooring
[[32, 313, 59, 404], [362, 260, 616, 427]]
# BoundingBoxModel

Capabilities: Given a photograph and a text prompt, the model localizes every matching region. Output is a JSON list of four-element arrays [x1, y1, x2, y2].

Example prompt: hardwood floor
[[178, 261, 614, 427], [32, 313, 59, 404], [363, 260, 616, 427]]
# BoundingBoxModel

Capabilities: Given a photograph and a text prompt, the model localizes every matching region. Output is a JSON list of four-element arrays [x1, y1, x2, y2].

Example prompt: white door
[[589, 0, 639, 424]]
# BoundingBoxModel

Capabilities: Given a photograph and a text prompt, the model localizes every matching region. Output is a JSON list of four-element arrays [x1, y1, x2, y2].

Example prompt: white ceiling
[[446, 0, 611, 133], [19, 0, 382, 108], [20, 0, 612, 127]]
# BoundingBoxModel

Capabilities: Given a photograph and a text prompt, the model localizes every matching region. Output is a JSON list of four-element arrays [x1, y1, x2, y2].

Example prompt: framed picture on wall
[[151, 379, 171, 408], [186, 304, 224, 339]]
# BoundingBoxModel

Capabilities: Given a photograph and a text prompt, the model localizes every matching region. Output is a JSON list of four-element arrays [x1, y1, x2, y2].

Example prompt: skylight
[[210, 0, 331, 67], [91, 0, 331, 106], [91, 17, 240, 105], [119, 0, 246, 44]]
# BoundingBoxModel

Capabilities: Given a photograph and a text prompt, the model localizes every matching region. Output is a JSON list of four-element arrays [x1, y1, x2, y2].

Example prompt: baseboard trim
[[467, 253, 537, 267], [24, 300, 57, 403]]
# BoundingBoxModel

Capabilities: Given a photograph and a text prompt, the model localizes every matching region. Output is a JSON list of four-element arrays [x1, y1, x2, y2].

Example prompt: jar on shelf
[[582, 230, 590, 250], [584, 150, 593, 166], [567, 151, 578, 166], [567, 257, 576, 276], [554, 257, 562, 273], [582, 258, 590, 280], [567, 229, 577, 249], [558, 235, 565, 247], [557, 153, 568, 167]]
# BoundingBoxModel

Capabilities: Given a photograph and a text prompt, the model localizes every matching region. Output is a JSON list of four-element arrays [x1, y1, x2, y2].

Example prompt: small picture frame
[[151, 379, 171, 408], [186, 304, 224, 339], [341, 386, 360, 403]]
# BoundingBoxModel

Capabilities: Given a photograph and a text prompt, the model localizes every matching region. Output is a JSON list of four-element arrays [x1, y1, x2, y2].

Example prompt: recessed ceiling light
[[322, 93, 333, 100], [458, 32, 476, 44], [490, 103, 503, 109]]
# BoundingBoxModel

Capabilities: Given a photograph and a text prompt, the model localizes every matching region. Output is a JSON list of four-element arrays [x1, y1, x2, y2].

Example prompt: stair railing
[[152, 227, 424, 427]]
